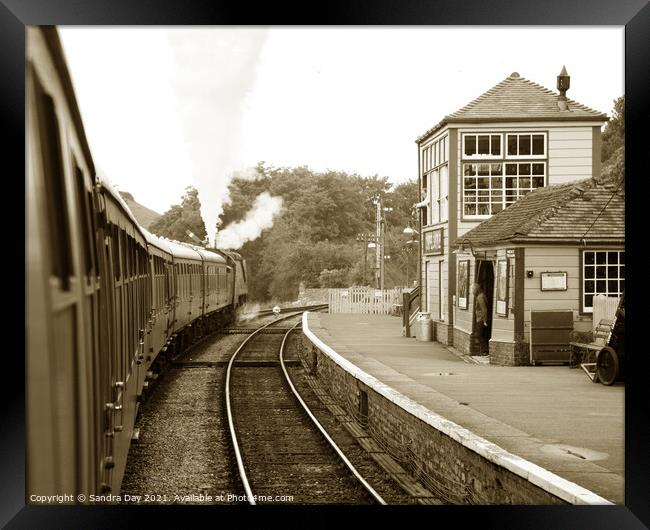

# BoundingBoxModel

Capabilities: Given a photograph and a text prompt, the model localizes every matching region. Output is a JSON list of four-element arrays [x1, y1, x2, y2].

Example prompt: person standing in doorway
[[472, 283, 489, 355]]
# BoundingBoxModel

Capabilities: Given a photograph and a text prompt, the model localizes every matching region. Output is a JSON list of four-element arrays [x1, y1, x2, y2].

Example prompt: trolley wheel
[[596, 346, 619, 386]]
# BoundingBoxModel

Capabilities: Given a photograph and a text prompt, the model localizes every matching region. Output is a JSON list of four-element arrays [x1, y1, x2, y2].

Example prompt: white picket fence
[[328, 287, 405, 314], [593, 294, 621, 330]]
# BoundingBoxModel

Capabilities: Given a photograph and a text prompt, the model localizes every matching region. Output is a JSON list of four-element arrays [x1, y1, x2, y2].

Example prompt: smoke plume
[[166, 28, 269, 247], [215, 192, 283, 249]]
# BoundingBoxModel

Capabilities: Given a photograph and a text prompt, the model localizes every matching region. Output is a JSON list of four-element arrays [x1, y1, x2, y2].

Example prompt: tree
[[218, 163, 418, 301], [149, 187, 207, 243], [599, 96, 624, 186]]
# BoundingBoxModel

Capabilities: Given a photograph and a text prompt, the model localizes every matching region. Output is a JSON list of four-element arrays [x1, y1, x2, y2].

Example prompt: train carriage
[[217, 249, 248, 308], [194, 247, 231, 317], [142, 229, 174, 374], [27, 25, 248, 502], [94, 178, 151, 493], [27, 25, 108, 497], [164, 240, 203, 335]]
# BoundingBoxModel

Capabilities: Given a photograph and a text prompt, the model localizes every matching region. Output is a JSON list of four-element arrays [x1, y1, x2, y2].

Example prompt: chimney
[[557, 65, 570, 111]]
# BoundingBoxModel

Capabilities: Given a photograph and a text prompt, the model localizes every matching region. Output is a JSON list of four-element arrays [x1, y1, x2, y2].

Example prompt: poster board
[[496, 259, 508, 316], [423, 228, 443, 255], [457, 259, 469, 309], [540, 271, 567, 291]]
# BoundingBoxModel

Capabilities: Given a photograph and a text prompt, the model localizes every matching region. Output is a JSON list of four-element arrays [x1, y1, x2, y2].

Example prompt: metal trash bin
[[417, 312, 433, 342]]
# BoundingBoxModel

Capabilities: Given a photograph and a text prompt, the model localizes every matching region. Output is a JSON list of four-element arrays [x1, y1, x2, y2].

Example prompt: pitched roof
[[457, 178, 625, 247], [417, 72, 608, 143]]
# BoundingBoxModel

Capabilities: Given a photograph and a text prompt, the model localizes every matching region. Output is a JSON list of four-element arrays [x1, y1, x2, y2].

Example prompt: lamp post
[[372, 194, 393, 291], [403, 225, 420, 288], [401, 242, 416, 287]]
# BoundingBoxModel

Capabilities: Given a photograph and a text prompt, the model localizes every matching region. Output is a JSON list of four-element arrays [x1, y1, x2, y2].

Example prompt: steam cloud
[[215, 192, 283, 250], [166, 29, 269, 247]]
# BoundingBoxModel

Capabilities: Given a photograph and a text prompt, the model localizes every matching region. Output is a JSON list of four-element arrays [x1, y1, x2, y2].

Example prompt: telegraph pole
[[379, 204, 386, 291], [371, 194, 392, 291], [371, 196, 382, 289], [356, 233, 375, 285], [356, 232, 376, 286]]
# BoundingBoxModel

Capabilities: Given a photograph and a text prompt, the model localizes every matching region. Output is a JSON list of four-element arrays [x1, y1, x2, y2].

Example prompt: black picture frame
[[7, 2, 648, 528]]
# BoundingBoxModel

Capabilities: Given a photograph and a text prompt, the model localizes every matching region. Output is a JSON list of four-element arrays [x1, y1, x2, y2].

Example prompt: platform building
[[453, 178, 624, 365], [415, 68, 617, 363]]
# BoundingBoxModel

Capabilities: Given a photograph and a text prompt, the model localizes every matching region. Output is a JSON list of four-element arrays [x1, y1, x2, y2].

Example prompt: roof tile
[[457, 178, 624, 247]]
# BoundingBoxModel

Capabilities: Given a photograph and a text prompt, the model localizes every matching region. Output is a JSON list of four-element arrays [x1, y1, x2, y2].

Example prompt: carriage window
[[120, 230, 127, 279], [111, 226, 120, 280], [36, 85, 73, 289], [129, 236, 135, 278], [124, 234, 129, 278], [125, 235, 131, 278], [74, 165, 95, 278]]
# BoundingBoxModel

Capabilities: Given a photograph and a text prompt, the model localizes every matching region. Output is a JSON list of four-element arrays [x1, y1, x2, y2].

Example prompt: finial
[[557, 65, 571, 111]]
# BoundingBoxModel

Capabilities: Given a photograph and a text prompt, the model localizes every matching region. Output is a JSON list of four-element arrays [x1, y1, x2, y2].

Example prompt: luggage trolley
[[595, 293, 625, 386]]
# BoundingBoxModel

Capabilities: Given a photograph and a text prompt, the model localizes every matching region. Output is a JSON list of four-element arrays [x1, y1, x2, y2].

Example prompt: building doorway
[[475, 260, 494, 352]]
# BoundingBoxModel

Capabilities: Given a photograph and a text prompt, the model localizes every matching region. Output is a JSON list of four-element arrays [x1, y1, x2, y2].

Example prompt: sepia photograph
[[24, 21, 630, 512]]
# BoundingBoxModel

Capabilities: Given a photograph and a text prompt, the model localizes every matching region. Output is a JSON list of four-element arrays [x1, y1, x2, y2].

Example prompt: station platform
[[304, 312, 624, 504]]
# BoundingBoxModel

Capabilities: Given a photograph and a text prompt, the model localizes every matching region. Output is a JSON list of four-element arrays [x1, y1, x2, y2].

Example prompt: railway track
[[122, 304, 415, 504], [120, 306, 326, 502], [225, 313, 386, 505]]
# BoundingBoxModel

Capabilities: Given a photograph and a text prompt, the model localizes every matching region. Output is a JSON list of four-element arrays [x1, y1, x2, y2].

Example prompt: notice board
[[529, 310, 574, 365]]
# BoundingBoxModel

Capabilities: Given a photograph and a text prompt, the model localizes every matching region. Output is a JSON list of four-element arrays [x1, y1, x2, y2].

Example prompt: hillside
[[119, 191, 162, 230]]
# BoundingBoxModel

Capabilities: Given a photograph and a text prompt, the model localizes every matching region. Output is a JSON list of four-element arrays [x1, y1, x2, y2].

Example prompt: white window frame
[[430, 168, 440, 224], [505, 132, 547, 159], [439, 165, 448, 222], [422, 134, 449, 225], [504, 162, 547, 207], [462, 161, 547, 219], [462, 133, 503, 160], [581, 250, 625, 314]]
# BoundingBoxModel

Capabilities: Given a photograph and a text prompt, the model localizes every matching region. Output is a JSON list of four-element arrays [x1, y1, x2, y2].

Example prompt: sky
[[58, 26, 624, 244]]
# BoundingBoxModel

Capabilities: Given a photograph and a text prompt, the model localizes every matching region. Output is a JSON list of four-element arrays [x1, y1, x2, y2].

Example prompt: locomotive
[[26, 26, 247, 500]]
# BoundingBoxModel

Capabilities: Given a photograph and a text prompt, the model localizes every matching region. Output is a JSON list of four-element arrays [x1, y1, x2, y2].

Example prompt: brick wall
[[434, 321, 453, 345], [453, 327, 480, 355], [489, 341, 531, 366], [298, 333, 567, 505]]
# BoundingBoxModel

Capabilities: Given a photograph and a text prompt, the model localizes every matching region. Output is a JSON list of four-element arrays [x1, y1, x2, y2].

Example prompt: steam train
[[26, 26, 248, 499]]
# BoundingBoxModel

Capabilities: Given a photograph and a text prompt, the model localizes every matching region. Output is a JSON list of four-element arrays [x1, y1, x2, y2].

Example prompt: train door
[[72, 162, 103, 495], [164, 260, 172, 339], [103, 222, 125, 492], [93, 205, 115, 493], [201, 262, 206, 318], [173, 262, 179, 332]]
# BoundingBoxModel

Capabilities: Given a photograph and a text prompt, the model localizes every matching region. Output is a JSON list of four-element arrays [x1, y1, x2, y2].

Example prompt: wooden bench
[[570, 319, 613, 382]]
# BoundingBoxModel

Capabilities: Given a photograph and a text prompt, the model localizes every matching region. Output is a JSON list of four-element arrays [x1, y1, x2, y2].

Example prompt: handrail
[[402, 286, 420, 337]]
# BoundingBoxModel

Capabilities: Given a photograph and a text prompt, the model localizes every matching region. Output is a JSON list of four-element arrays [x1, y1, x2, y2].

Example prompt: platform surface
[[305, 312, 624, 504]]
